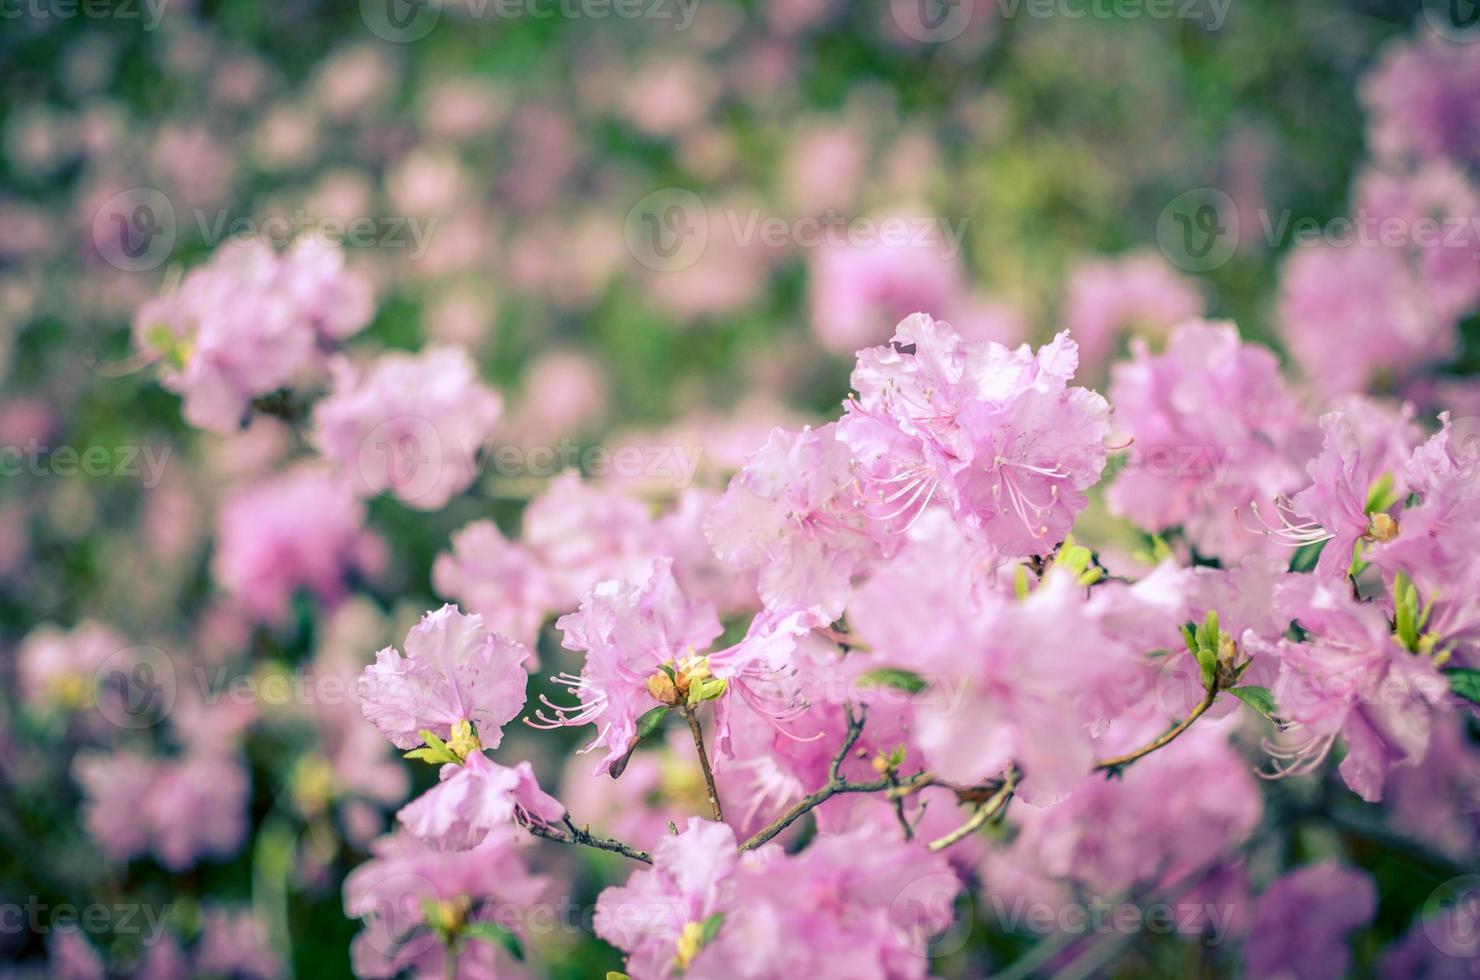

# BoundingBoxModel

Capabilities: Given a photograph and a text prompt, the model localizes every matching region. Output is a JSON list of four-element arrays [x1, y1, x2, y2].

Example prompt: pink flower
[[74, 748, 251, 871], [596, 818, 963, 979], [194, 907, 282, 980], [706, 423, 876, 622], [1278, 398, 1419, 582], [1107, 320, 1313, 563], [1361, 33, 1480, 169], [522, 471, 664, 604], [212, 464, 379, 626], [344, 828, 547, 979], [278, 236, 375, 341], [358, 604, 531, 752], [842, 315, 1111, 557], [133, 241, 314, 432], [1244, 863, 1376, 980], [313, 344, 502, 510], [594, 818, 741, 979], [398, 751, 565, 850], [432, 520, 559, 650], [17, 620, 125, 713], [536, 559, 724, 773], [807, 234, 966, 355], [1007, 730, 1261, 897], [870, 569, 1128, 806], [1276, 240, 1456, 397], [1265, 577, 1446, 801], [1062, 251, 1204, 377]]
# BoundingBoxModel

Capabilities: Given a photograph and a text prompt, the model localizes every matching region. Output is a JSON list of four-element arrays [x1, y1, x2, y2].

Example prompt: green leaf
[[857, 668, 927, 695], [1014, 564, 1030, 600], [464, 921, 525, 961], [607, 973, 632, 980], [1443, 668, 1480, 706], [635, 705, 670, 740], [1227, 685, 1278, 721], [1364, 471, 1398, 514], [698, 913, 725, 944], [1288, 540, 1326, 573], [692, 677, 728, 703]]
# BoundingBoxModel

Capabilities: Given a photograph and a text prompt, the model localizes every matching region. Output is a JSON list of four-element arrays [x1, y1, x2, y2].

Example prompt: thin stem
[[683, 705, 723, 822], [523, 815, 652, 864], [886, 771, 914, 841], [926, 771, 1016, 852], [1092, 684, 1220, 773], [739, 703, 935, 851]]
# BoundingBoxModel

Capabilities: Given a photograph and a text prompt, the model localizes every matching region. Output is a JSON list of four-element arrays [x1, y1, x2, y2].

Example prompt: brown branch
[[683, 704, 723, 822], [926, 770, 1016, 852], [1093, 684, 1220, 773], [523, 815, 652, 864]]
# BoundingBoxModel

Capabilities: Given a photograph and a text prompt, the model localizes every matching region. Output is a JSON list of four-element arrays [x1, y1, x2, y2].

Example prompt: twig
[[1092, 685, 1220, 773], [886, 770, 914, 841], [683, 704, 723, 822], [740, 704, 933, 851], [926, 771, 1016, 852], [523, 815, 652, 864]]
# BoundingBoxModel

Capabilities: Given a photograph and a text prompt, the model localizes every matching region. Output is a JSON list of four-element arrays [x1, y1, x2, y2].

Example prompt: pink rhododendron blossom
[[1244, 863, 1376, 980], [1264, 577, 1447, 801], [1108, 320, 1313, 562], [344, 828, 547, 979], [398, 752, 564, 850], [212, 464, 380, 625], [313, 344, 503, 510], [842, 314, 1111, 556], [357, 604, 530, 751], [1062, 251, 1204, 376], [522, 471, 665, 603], [73, 748, 251, 871], [537, 559, 725, 772], [432, 519, 560, 650], [1278, 398, 1419, 582], [133, 239, 371, 431], [706, 423, 877, 622]]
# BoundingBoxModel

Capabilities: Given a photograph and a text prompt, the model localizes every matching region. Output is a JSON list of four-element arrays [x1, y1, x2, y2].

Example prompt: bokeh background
[[1, 0, 1477, 976]]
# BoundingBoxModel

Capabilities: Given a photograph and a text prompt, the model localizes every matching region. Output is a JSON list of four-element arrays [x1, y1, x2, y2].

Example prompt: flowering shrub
[[4, 4, 1480, 979]]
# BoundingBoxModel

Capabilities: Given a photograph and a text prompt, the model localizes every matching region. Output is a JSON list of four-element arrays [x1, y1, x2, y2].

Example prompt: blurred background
[[1, 0, 1477, 976]]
